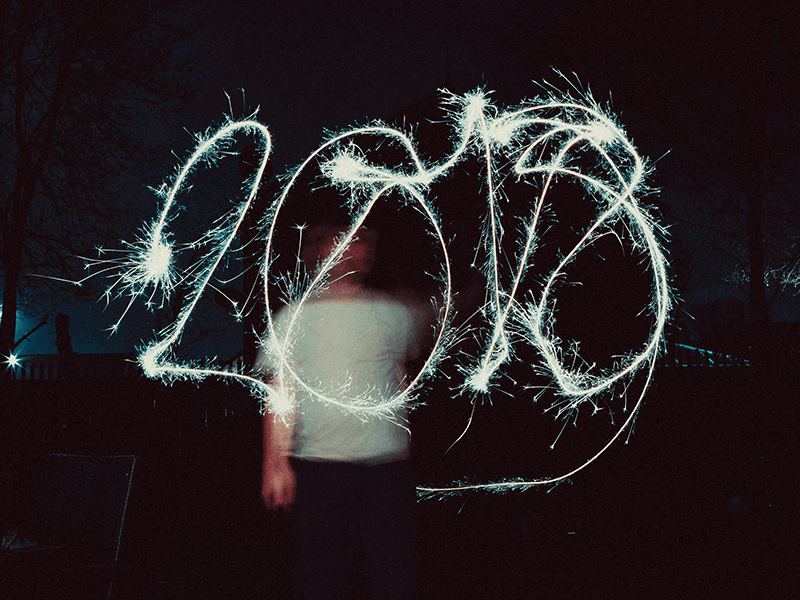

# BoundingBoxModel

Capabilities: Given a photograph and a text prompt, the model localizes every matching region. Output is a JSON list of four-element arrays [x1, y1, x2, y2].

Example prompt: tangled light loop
[[93, 84, 671, 498]]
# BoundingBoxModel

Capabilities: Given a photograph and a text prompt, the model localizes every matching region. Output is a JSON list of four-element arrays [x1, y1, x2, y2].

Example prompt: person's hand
[[262, 456, 296, 510]]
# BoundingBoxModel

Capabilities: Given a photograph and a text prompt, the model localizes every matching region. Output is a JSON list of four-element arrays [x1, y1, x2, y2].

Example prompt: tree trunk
[[0, 252, 20, 374], [746, 189, 769, 327], [745, 119, 771, 373], [746, 119, 770, 328], [239, 146, 272, 369]]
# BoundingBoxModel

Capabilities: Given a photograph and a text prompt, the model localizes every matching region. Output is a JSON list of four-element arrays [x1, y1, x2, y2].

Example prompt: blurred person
[[258, 223, 426, 600]]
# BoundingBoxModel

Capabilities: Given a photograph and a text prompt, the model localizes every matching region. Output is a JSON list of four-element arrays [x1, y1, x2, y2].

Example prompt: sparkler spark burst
[[90, 82, 672, 499]]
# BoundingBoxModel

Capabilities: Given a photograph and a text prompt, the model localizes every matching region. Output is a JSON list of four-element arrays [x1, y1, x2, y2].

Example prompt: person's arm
[[255, 320, 297, 510], [261, 408, 296, 509]]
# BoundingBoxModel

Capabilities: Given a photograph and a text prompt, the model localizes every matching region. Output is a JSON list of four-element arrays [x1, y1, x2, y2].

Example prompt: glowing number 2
[[134, 118, 272, 386]]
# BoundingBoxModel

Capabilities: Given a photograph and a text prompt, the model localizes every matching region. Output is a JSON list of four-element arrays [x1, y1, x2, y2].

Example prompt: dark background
[[3, 357, 795, 599], [2, 0, 798, 598]]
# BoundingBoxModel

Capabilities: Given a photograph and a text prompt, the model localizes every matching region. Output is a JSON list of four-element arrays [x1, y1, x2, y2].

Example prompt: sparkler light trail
[[90, 82, 671, 499], [84, 115, 274, 391]]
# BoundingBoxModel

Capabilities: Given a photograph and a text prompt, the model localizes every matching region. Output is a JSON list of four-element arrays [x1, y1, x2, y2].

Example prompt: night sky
[[14, 0, 799, 358]]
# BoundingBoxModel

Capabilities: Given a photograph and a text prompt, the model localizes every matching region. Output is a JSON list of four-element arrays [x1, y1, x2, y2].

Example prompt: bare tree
[[543, 0, 800, 339], [0, 0, 197, 365], [652, 36, 799, 330]]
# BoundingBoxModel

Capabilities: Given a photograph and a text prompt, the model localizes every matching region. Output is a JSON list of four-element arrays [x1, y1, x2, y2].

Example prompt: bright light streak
[[88, 81, 671, 499], [84, 114, 277, 400], [5, 354, 21, 368], [414, 88, 670, 498]]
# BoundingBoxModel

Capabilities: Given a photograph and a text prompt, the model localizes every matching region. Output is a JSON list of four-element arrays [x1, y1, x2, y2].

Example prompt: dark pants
[[289, 458, 418, 600]]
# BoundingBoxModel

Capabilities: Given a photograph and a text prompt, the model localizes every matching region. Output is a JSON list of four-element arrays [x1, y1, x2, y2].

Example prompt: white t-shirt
[[260, 292, 421, 464]]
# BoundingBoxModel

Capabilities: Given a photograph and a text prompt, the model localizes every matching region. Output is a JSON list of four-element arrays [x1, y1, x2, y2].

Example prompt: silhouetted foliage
[[1, 0, 198, 362]]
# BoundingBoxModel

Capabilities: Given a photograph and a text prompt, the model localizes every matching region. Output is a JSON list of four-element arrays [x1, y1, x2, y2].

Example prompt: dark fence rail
[[8, 341, 747, 382], [657, 342, 750, 368], [7, 353, 248, 381], [11, 328, 772, 384], [7, 353, 139, 380]]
